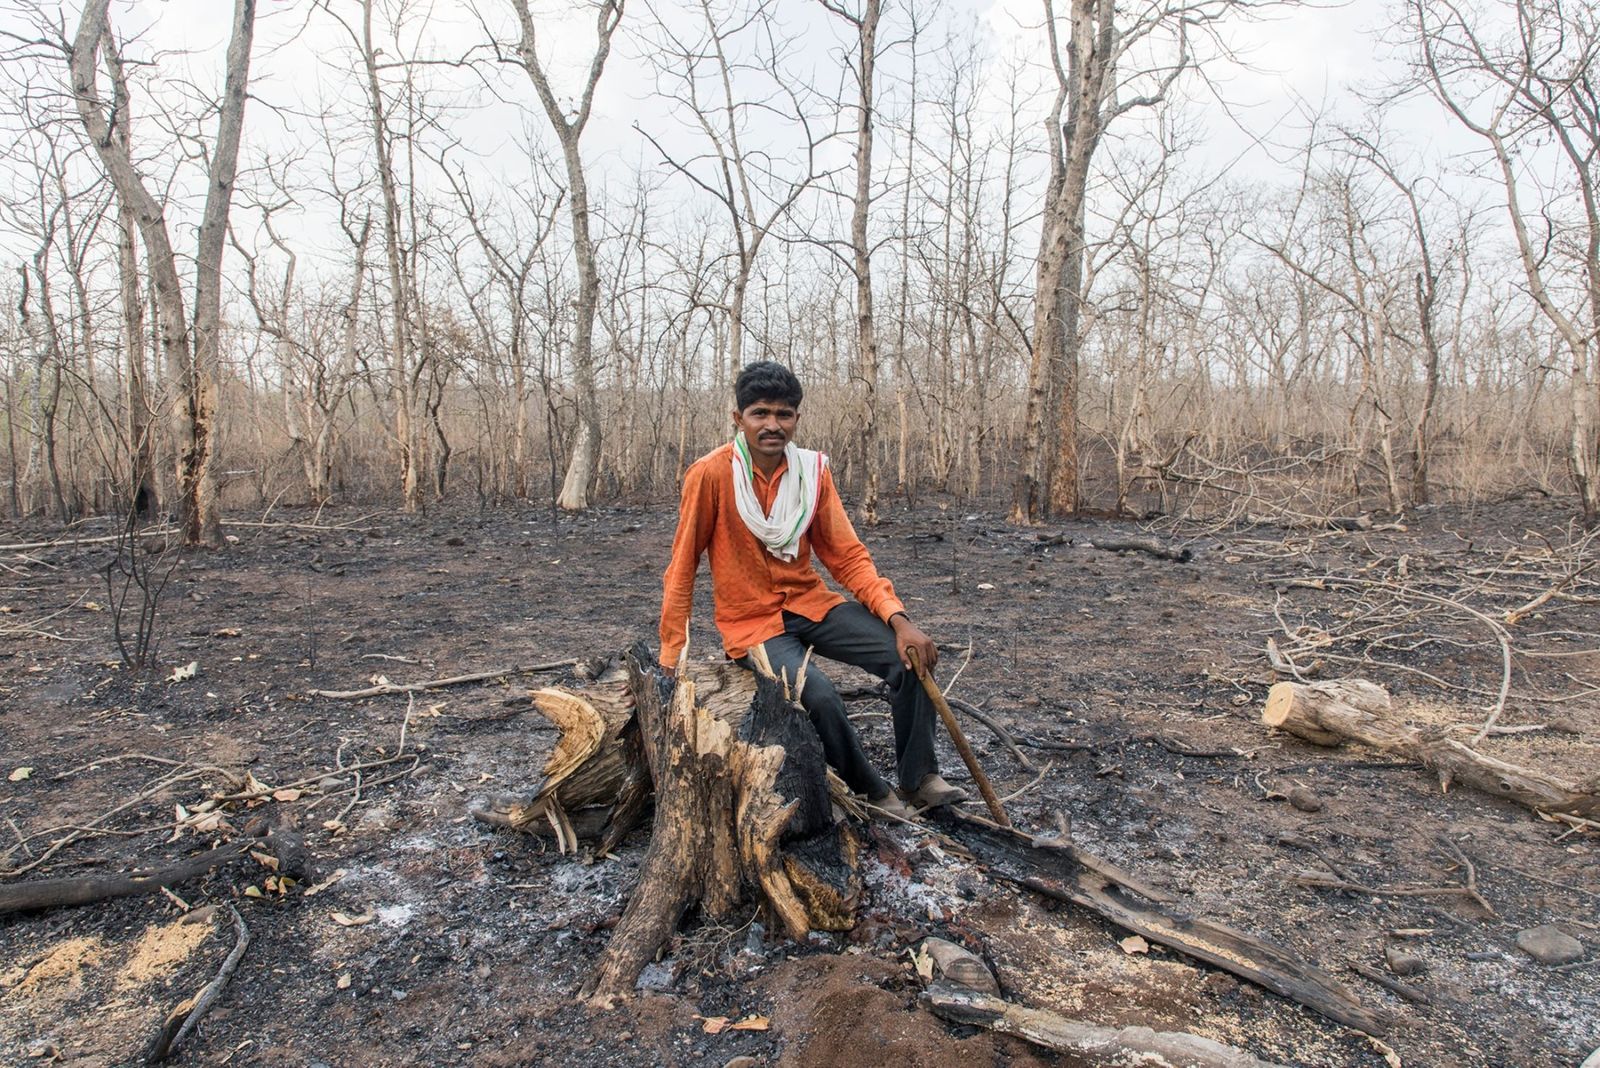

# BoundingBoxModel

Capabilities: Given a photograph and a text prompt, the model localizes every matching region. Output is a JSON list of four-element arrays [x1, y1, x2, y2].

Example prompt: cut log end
[[1262, 680, 1390, 747]]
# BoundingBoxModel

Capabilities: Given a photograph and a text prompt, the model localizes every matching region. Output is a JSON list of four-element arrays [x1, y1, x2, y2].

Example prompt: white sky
[[0, 0, 1536, 293], [97, 0, 1452, 176]]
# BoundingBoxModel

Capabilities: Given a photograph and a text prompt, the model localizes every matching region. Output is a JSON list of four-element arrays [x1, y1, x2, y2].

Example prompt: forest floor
[[1, 495, 1597, 1067]]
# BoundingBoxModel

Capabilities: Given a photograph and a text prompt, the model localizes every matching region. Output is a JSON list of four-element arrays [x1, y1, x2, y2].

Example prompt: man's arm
[[809, 466, 938, 672], [659, 461, 714, 671]]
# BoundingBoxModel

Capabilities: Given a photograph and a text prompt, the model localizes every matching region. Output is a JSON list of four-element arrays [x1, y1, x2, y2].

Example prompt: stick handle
[[907, 648, 1011, 827]]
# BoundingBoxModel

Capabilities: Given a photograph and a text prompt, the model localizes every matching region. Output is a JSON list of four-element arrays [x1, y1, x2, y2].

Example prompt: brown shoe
[[911, 773, 969, 809], [868, 790, 916, 820]]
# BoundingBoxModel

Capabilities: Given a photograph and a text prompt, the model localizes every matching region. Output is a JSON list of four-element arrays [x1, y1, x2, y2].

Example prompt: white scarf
[[730, 432, 826, 561]]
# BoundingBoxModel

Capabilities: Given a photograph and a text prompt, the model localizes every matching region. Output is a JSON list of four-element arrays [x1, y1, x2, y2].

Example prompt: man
[[659, 361, 967, 818]]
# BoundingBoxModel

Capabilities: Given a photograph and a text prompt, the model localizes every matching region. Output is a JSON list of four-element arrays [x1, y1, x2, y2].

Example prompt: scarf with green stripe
[[731, 432, 826, 561]]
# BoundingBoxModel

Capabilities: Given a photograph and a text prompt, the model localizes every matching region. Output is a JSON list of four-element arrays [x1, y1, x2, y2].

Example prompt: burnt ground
[[0, 497, 1597, 1067]]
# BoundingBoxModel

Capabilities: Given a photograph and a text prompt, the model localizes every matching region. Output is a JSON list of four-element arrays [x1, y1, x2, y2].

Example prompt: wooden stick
[[907, 648, 1011, 827], [1348, 961, 1431, 1005], [307, 659, 578, 699], [147, 906, 250, 1062]]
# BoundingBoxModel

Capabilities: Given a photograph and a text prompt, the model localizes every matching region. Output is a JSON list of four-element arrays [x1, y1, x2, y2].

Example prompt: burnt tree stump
[[474, 643, 861, 1008]]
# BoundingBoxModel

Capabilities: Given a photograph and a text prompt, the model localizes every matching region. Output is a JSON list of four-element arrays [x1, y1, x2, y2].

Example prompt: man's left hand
[[890, 614, 938, 674]]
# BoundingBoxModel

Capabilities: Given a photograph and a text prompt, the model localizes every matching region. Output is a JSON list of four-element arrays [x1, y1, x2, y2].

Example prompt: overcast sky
[[0, 0, 1523, 282]]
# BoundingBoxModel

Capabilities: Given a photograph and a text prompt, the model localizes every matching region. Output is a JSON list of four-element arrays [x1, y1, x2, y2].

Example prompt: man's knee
[[799, 676, 848, 728]]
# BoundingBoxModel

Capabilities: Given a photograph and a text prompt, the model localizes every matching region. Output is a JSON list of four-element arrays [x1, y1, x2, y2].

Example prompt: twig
[[999, 761, 1054, 804], [1347, 961, 1430, 1005], [50, 752, 190, 780], [1292, 839, 1498, 918], [148, 906, 250, 1062], [307, 659, 578, 699], [2, 766, 234, 877], [1549, 956, 1600, 972], [398, 692, 415, 755], [1437, 839, 1496, 916], [946, 697, 1037, 773], [0, 527, 177, 553], [334, 771, 364, 827], [214, 753, 413, 802], [1147, 734, 1242, 759], [942, 639, 974, 698]]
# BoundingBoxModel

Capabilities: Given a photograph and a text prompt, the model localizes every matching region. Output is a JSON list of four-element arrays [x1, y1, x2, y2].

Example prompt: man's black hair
[[735, 361, 803, 411]]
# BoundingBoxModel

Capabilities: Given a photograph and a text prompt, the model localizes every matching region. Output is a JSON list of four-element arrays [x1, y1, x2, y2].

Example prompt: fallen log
[[936, 809, 1386, 1036], [1263, 679, 1598, 819], [0, 823, 307, 915], [922, 980, 1287, 1068], [1086, 536, 1193, 563]]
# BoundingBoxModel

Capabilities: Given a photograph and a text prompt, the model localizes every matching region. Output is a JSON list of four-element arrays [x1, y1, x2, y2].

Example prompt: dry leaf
[[729, 1016, 770, 1032], [976, 582, 995, 590], [250, 850, 280, 872], [82, 601, 105, 612], [167, 661, 198, 683], [8, 767, 33, 782], [697, 1016, 730, 1035], [332, 911, 375, 927], [1119, 935, 1150, 955], [191, 811, 228, 834], [272, 788, 303, 802], [336, 972, 352, 990], [243, 885, 263, 898], [910, 945, 934, 984], [213, 627, 240, 637]]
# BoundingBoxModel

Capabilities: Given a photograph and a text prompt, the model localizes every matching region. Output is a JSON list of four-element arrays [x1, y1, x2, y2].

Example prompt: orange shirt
[[659, 442, 906, 667]]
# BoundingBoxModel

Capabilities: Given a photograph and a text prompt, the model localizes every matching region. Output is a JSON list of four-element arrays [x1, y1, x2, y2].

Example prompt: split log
[[922, 981, 1287, 1068], [1263, 679, 1598, 819], [937, 809, 1385, 1036]]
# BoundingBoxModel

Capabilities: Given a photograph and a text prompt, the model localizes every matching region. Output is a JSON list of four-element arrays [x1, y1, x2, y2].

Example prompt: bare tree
[[1015, 0, 1237, 522], [639, 0, 827, 387], [822, 0, 883, 522], [1341, 129, 1454, 507], [1411, 0, 1600, 524], [68, 0, 257, 546], [504, 0, 623, 512]]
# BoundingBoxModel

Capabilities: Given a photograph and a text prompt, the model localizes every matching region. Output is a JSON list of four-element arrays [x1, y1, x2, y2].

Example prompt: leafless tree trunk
[[69, 0, 256, 546], [824, 0, 882, 523], [507, 0, 623, 512]]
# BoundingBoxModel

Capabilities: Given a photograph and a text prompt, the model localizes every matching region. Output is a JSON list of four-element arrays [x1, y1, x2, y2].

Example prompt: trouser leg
[[790, 602, 940, 793], [740, 628, 891, 799]]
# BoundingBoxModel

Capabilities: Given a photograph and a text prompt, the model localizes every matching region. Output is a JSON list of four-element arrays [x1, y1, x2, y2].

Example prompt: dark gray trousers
[[739, 602, 939, 797]]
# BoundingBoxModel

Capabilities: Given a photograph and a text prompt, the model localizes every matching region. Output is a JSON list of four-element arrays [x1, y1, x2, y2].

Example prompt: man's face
[[733, 398, 800, 462]]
